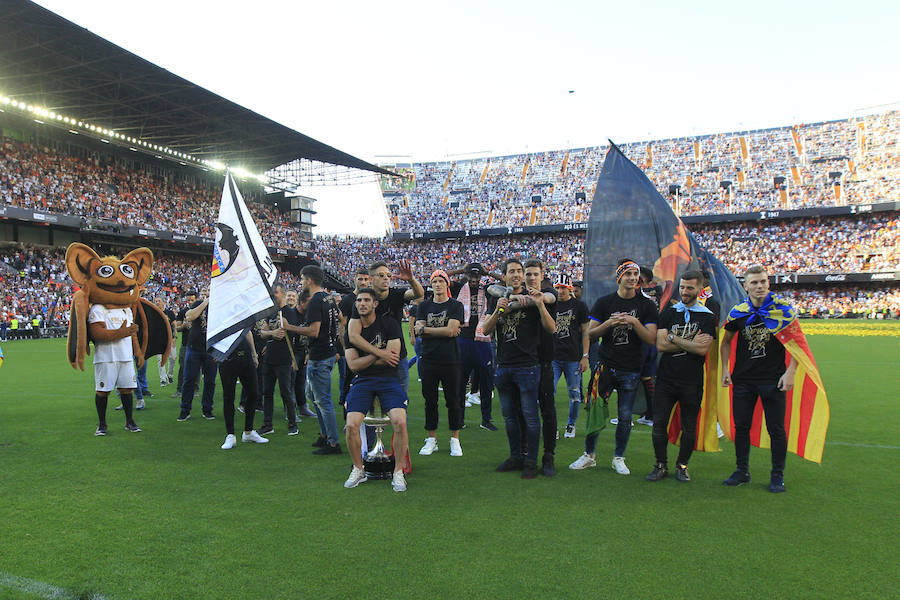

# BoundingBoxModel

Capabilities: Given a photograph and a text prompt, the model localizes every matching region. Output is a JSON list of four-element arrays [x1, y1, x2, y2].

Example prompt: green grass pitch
[[0, 323, 898, 599]]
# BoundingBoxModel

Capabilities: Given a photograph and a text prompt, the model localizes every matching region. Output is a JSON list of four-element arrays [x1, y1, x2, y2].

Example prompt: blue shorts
[[346, 377, 409, 415]]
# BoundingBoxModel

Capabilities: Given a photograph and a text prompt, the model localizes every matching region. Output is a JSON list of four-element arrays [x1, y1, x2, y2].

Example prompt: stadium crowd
[[382, 111, 900, 232], [0, 137, 295, 247], [316, 212, 899, 282]]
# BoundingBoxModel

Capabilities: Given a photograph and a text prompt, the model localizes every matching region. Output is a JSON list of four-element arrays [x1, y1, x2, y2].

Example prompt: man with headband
[[569, 259, 657, 475], [415, 270, 465, 457]]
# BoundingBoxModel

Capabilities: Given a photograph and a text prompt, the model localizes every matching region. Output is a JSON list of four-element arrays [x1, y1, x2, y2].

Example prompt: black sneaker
[[541, 455, 557, 477], [311, 436, 327, 448], [675, 463, 691, 482], [769, 473, 786, 493], [313, 444, 342, 455], [495, 458, 524, 472], [202, 412, 216, 420], [176, 412, 191, 422], [723, 470, 751, 486], [257, 424, 274, 436], [125, 422, 142, 433], [94, 425, 108, 436], [237, 404, 246, 414], [480, 420, 499, 431], [143, 391, 153, 398], [287, 425, 299, 436], [521, 461, 539, 479], [298, 405, 316, 417], [646, 463, 668, 481]]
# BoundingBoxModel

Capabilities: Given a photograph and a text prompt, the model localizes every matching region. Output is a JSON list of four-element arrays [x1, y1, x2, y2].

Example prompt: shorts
[[346, 377, 408, 415], [94, 360, 137, 392]]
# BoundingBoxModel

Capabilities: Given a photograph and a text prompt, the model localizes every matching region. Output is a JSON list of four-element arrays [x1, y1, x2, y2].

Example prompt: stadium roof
[[0, 0, 395, 177]]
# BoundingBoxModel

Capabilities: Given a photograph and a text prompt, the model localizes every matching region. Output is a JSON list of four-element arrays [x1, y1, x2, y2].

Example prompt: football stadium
[[1, 1, 898, 599]]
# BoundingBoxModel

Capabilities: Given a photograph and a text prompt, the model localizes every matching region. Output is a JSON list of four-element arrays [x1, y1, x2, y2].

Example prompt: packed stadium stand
[[381, 111, 899, 232]]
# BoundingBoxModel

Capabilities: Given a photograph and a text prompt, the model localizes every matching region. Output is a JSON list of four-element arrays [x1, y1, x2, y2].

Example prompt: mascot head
[[65, 243, 154, 308]]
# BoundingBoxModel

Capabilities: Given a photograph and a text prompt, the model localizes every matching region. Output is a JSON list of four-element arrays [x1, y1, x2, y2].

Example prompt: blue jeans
[[553, 360, 582, 426], [584, 368, 640, 457], [136, 359, 149, 394], [407, 338, 423, 368], [307, 356, 339, 445], [495, 365, 541, 463], [181, 347, 217, 415]]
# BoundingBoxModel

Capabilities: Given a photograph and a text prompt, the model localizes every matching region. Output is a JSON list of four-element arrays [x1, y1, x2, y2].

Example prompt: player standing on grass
[[645, 270, 715, 482], [720, 265, 796, 493], [569, 259, 657, 475]]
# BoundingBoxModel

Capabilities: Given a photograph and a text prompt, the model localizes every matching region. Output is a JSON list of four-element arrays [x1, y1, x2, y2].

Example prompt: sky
[[29, 0, 900, 235]]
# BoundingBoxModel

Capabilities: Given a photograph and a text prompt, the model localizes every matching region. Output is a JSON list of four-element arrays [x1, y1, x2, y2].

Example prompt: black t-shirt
[[339, 293, 356, 323], [345, 315, 402, 379], [417, 298, 464, 363], [724, 315, 787, 384], [292, 308, 309, 358], [264, 306, 301, 365], [537, 288, 558, 364], [351, 287, 409, 359], [164, 308, 177, 333], [657, 306, 717, 385], [553, 298, 589, 361], [306, 291, 338, 361], [488, 292, 542, 368], [176, 306, 190, 344], [589, 292, 658, 372], [222, 336, 253, 365], [186, 300, 209, 352], [450, 280, 484, 339], [642, 284, 663, 312]]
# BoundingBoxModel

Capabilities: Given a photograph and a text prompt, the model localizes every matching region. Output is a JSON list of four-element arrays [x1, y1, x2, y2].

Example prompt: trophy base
[[364, 454, 395, 480]]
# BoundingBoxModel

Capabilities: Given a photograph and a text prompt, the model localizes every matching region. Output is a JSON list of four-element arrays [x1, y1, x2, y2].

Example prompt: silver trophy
[[363, 414, 395, 480]]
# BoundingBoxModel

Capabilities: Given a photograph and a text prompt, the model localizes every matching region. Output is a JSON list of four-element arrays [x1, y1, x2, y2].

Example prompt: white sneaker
[[464, 400, 473, 408], [610, 418, 634, 426], [717, 422, 725, 439], [569, 453, 597, 470], [392, 470, 407, 492], [636, 416, 653, 426], [564, 424, 576, 438], [419, 437, 438, 455], [344, 466, 368, 488], [612, 456, 630, 475], [136, 399, 146, 410], [221, 434, 236, 450], [449, 437, 463, 457], [468, 393, 481, 406], [241, 430, 269, 444]]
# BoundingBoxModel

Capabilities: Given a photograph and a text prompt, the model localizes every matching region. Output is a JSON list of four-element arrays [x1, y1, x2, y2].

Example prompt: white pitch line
[[0, 572, 111, 600], [825, 441, 900, 450]]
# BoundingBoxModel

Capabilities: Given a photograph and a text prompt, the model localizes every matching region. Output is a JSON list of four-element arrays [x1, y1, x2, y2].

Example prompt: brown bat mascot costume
[[65, 243, 172, 435]]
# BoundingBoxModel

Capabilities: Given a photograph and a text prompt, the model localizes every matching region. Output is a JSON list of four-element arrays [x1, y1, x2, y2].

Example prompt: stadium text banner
[[206, 172, 278, 361]]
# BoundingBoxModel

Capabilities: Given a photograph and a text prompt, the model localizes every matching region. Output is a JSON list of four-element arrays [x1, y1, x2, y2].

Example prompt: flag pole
[[281, 311, 299, 371]]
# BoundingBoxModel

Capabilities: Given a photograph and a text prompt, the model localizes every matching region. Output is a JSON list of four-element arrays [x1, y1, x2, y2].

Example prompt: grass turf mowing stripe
[[0, 572, 110, 600]]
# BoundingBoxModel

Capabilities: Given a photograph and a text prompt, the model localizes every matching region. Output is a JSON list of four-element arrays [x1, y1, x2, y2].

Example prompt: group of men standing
[[125, 256, 796, 495]]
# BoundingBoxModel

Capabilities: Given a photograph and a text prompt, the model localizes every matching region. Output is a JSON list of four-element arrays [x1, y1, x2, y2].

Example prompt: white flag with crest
[[207, 171, 278, 360]]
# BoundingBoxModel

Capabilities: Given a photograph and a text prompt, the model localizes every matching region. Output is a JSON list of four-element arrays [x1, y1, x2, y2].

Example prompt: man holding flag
[[720, 265, 813, 493], [206, 172, 279, 437]]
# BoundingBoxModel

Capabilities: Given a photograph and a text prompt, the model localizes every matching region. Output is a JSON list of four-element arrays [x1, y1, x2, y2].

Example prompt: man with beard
[[155, 297, 177, 387], [338, 268, 370, 407], [645, 270, 715, 483], [569, 260, 657, 476], [635, 266, 663, 427], [178, 286, 217, 421], [482, 258, 556, 480], [257, 282, 301, 436], [171, 290, 197, 398], [286, 289, 316, 420], [450, 263, 497, 431]]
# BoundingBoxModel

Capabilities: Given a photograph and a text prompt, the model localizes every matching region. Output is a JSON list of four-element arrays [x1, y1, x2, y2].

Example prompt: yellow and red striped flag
[[718, 308, 831, 463], [667, 337, 721, 452]]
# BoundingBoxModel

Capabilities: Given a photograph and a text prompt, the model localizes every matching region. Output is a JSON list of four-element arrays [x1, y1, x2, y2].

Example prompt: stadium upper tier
[[0, 137, 296, 247], [380, 111, 899, 233]]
